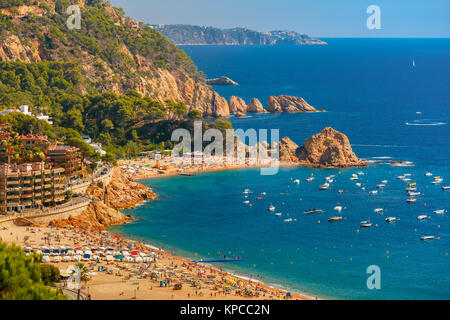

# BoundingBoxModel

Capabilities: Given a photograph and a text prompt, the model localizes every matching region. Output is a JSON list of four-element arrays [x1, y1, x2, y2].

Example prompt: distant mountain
[[152, 25, 326, 45]]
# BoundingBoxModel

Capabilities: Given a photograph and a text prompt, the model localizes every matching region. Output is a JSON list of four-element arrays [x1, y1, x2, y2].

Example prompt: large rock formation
[[206, 92, 230, 118], [229, 96, 247, 113], [279, 137, 302, 163], [206, 76, 239, 86], [267, 95, 320, 113], [296, 127, 367, 167], [247, 98, 267, 113]]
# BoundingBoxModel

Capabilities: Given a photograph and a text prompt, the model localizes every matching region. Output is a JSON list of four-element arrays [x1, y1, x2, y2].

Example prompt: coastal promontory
[[267, 95, 321, 113], [279, 127, 367, 167], [206, 76, 239, 86]]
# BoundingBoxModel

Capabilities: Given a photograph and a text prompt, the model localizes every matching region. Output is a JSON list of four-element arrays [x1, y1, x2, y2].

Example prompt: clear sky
[[109, 0, 449, 38]]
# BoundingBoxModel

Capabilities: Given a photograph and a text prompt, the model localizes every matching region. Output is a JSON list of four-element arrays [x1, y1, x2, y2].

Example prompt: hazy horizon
[[110, 0, 450, 38]]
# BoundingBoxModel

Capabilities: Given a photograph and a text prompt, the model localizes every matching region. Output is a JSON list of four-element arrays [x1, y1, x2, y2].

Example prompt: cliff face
[[279, 137, 302, 163], [297, 127, 367, 167], [267, 95, 319, 113], [0, 1, 228, 117]]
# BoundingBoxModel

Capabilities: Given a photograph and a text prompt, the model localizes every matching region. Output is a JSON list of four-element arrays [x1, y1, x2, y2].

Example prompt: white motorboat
[[294, 179, 300, 184], [360, 220, 372, 228], [338, 189, 344, 194], [319, 183, 330, 190], [432, 179, 443, 184], [243, 200, 250, 204], [405, 187, 417, 192], [275, 213, 282, 216], [376, 184, 386, 189], [334, 206, 343, 213], [381, 180, 388, 184], [425, 172, 433, 177], [385, 217, 398, 223], [306, 177, 315, 182], [369, 190, 378, 195], [408, 192, 421, 196], [268, 205, 275, 212], [420, 235, 434, 241], [304, 209, 324, 214], [417, 215, 428, 220], [284, 218, 296, 222], [374, 208, 383, 213], [433, 209, 445, 215], [442, 186, 450, 190], [406, 198, 417, 203], [356, 183, 361, 187]]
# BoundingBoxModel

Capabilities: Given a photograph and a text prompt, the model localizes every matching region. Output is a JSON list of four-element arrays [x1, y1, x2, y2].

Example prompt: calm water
[[110, 39, 450, 299]]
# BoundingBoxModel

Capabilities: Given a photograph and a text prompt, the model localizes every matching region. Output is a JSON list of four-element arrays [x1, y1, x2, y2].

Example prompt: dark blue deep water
[[110, 39, 450, 299]]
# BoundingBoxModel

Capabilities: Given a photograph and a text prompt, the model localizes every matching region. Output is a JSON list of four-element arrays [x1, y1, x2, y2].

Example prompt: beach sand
[[0, 223, 310, 300]]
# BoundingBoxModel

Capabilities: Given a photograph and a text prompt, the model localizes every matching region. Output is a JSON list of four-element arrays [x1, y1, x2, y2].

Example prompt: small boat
[[243, 200, 250, 204], [243, 189, 251, 194], [417, 215, 428, 220], [432, 179, 443, 184], [284, 218, 296, 223], [425, 172, 433, 177], [349, 176, 358, 181], [369, 190, 378, 195], [405, 187, 417, 192], [385, 217, 398, 223], [408, 192, 421, 196], [374, 208, 383, 213], [376, 184, 385, 189], [381, 180, 388, 184], [360, 220, 372, 228], [420, 235, 434, 241], [356, 183, 361, 187], [338, 189, 344, 194], [328, 217, 342, 222], [304, 209, 324, 214], [433, 209, 445, 215], [406, 198, 417, 203], [442, 186, 450, 190], [268, 205, 275, 212], [275, 213, 282, 216], [333, 206, 343, 213], [319, 183, 330, 190], [357, 171, 364, 175], [294, 179, 300, 184], [306, 177, 315, 182]]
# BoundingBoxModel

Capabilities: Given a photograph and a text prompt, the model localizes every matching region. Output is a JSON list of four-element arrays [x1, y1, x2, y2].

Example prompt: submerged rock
[[267, 95, 321, 113]]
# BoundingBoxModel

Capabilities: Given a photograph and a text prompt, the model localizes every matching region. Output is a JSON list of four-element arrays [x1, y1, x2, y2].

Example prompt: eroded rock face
[[229, 96, 247, 113], [247, 98, 267, 113], [267, 95, 319, 113], [278, 137, 302, 163], [210, 91, 230, 117], [297, 127, 367, 167]]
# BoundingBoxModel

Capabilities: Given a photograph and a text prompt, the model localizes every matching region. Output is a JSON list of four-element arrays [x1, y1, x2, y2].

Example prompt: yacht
[[268, 205, 276, 212], [334, 206, 343, 213], [406, 198, 417, 203], [417, 215, 428, 220], [369, 190, 378, 195], [407, 192, 421, 196], [304, 209, 324, 214], [294, 179, 300, 184], [385, 217, 398, 223], [319, 183, 330, 190], [425, 172, 433, 177], [275, 213, 282, 216], [442, 186, 450, 190], [328, 217, 343, 222], [433, 209, 445, 215], [360, 220, 372, 228], [420, 235, 434, 241], [306, 177, 315, 182], [374, 208, 383, 213], [376, 184, 385, 189]]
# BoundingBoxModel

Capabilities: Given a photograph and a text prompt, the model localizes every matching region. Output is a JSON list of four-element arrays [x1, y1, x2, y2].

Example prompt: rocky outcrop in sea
[[229, 96, 247, 113], [247, 98, 267, 113], [206, 76, 239, 86], [267, 95, 320, 113]]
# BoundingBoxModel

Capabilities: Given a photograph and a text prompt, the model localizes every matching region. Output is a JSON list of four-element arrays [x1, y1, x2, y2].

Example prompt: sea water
[[109, 39, 450, 299]]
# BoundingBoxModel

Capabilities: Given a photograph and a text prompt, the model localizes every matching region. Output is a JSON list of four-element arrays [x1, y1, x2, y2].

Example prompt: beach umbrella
[[125, 256, 133, 262], [131, 251, 138, 256], [122, 251, 130, 256], [114, 255, 124, 261], [99, 247, 106, 251], [41, 246, 49, 250], [76, 250, 83, 255], [42, 255, 50, 263]]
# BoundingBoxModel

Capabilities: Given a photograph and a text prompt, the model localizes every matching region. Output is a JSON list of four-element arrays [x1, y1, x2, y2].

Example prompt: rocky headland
[[267, 95, 322, 113], [279, 127, 367, 167], [206, 76, 239, 86]]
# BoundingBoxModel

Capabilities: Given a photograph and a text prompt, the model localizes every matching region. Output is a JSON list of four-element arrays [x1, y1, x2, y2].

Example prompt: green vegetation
[[40, 263, 60, 286], [0, 241, 66, 300]]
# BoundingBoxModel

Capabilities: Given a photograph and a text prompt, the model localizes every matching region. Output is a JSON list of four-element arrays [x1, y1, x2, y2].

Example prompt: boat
[[406, 198, 417, 203], [433, 209, 445, 215], [294, 179, 300, 184], [356, 183, 361, 187], [376, 184, 385, 189], [284, 218, 296, 222], [385, 217, 398, 223], [420, 235, 434, 241], [243, 200, 250, 204], [243, 189, 251, 194], [333, 206, 343, 213], [412, 59, 416, 67], [328, 217, 343, 222], [306, 177, 315, 182], [304, 209, 324, 214], [369, 190, 378, 195], [407, 192, 421, 196], [417, 215, 428, 220], [360, 220, 372, 228], [268, 205, 275, 212], [381, 180, 388, 184], [319, 183, 330, 190], [432, 179, 443, 184], [338, 189, 344, 194], [349, 176, 358, 181], [425, 172, 433, 177], [405, 187, 417, 192], [374, 208, 383, 213], [275, 213, 282, 216], [442, 186, 450, 190]]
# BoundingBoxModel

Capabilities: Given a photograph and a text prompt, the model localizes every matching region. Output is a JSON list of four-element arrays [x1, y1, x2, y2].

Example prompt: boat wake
[[405, 119, 447, 126]]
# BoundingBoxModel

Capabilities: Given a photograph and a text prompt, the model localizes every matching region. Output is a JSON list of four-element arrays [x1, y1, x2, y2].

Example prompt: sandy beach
[[0, 223, 310, 300]]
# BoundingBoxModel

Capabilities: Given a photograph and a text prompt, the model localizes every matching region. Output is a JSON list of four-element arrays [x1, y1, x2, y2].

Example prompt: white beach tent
[[106, 255, 114, 262], [134, 256, 143, 263], [42, 255, 50, 263], [74, 255, 82, 262], [125, 256, 133, 263], [53, 256, 61, 263], [63, 256, 71, 262], [67, 250, 75, 256]]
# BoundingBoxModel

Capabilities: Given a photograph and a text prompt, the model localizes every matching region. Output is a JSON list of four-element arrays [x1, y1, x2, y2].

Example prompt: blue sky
[[109, 0, 449, 38]]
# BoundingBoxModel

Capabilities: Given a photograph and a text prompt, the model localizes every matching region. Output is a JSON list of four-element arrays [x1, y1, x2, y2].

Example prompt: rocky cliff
[[247, 98, 267, 113], [0, 0, 228, 117], [50, 168, 157, 230], [278, 127, 366, 167], [229, 96, 247, 113], [267, 95, 320, 113]]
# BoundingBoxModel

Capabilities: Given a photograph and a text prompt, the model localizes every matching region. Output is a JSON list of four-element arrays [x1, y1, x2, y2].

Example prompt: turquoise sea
[[110, 39, 450, 299]]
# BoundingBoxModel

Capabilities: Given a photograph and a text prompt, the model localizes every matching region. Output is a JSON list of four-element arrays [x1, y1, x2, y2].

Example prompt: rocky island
[[279, 127, 367, 168], [268, 95, 323, 113], [206, 76, 239, 86]]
